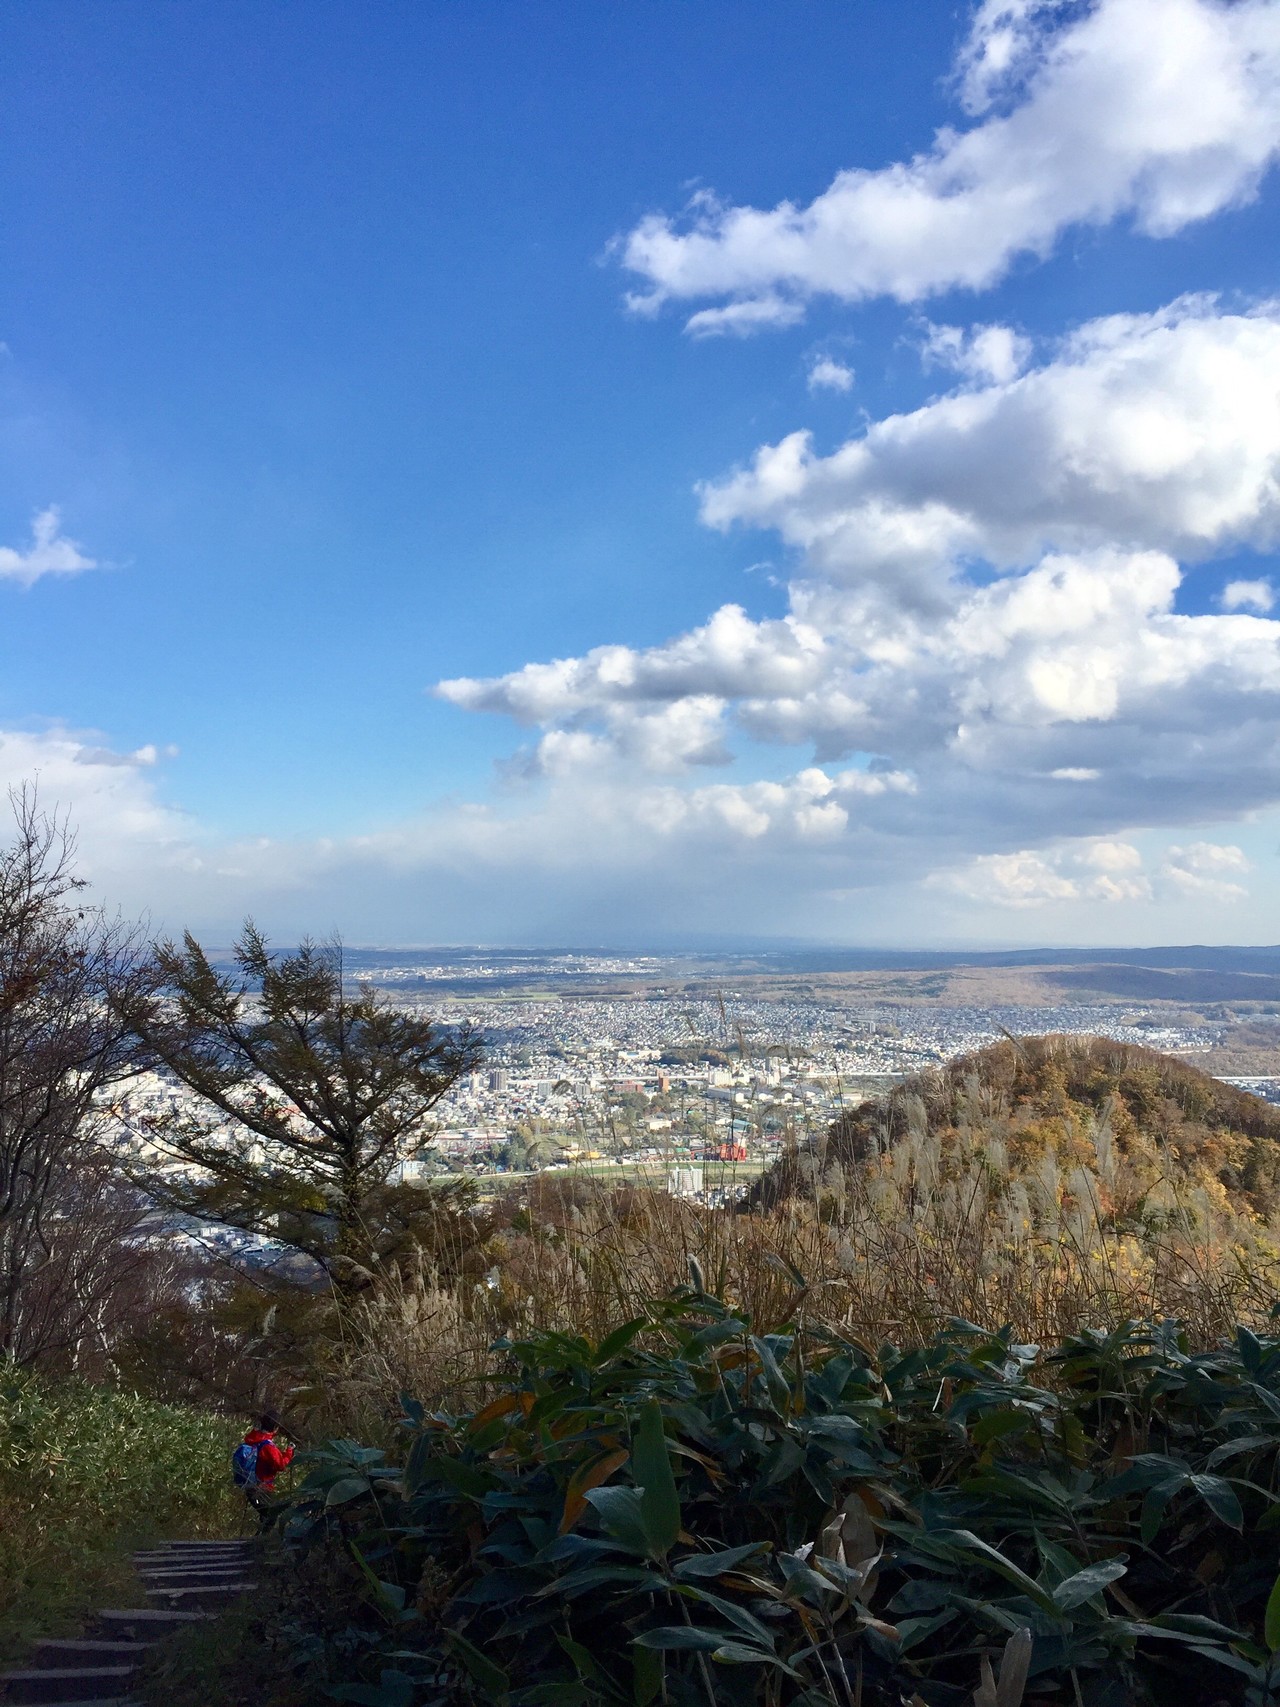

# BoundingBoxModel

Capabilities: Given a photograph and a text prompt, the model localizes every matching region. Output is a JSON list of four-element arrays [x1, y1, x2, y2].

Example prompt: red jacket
[[244, 1429, 294, 1490]]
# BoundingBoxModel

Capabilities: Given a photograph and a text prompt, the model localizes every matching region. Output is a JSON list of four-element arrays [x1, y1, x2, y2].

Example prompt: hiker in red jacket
[[241, 1411, 294, 1491], [232, 1409, 296, 1527]]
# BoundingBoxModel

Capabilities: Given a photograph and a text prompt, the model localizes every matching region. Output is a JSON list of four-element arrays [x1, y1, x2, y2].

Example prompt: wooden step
[[143, 1583, 257, 1606], [93, 1610, 209, 1638], [26, 1642, 148, 1670], [134, 1570, 247, 1584], [132, 1546, 251, 1556], [0, 1665, 137, 1702], [140, 1543, 256, 1556], [161, 1542, 255, 1553], [131, 1563, 248, 1576], [132, 1549, 252, 1564], [5, 1537, 245, 1704], [132, 1571, 247, 1582]]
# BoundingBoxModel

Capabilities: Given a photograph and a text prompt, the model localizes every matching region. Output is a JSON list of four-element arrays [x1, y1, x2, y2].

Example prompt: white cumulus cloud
[[0, 508, 97, 587], [807, 355, 856, 394], [701, 298, 1280, 610], [921, 322, 1032, 385], [439, 604, 827, 727], [619, 0, 1280, 331], [1159, 840, 1252, 900], [1222, 577, 1276, 611], [935, 838, 1156, 907], [432, 293, 1280, 913]]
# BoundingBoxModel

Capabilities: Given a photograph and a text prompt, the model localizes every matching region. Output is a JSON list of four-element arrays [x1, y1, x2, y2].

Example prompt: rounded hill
[[754, 1034, 1280, 1222]]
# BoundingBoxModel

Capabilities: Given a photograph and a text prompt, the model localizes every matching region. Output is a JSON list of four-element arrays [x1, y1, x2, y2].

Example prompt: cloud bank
[[435, 295, 1280, 923]]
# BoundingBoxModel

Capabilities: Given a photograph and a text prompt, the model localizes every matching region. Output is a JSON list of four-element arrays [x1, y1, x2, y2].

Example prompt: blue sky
[[5, 0, 1280, 944]]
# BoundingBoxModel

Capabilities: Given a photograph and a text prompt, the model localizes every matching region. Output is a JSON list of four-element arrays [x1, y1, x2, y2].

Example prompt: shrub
[[283, 1285, 1280, 1706], [0, 1373, 241, 1660]]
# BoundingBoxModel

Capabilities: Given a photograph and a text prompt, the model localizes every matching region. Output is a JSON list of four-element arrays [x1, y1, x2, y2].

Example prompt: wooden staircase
[[0, 1539, 258, 1705]]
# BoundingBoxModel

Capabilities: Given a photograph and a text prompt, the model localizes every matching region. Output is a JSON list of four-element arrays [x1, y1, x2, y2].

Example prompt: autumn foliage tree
[[121, 925, 484, 1301]]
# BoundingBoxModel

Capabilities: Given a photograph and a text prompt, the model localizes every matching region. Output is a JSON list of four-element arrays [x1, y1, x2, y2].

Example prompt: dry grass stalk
[[326, 1107, 1280, 1430]]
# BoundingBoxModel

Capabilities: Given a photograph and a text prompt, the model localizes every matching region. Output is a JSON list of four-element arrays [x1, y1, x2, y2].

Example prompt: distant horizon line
[[197, 939, 1280, 967]]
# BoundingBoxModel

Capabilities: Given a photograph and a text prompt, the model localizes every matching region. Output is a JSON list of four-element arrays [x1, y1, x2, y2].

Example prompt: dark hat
[[257, 1409, 280, 1431]]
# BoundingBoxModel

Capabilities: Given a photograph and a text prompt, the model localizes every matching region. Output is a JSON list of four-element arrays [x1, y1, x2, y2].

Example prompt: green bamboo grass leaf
[[894, 1609, 958, 1653], [551, 1564, 669, 1598], [777, 1551, 842, 1603], [348, 1544, 408, 1619], [446, 1630, 511, 1702], [1140, 1475, 1184, 1544], [1188, 1473, 1244, 1530], [971, 1409, 1034, 1445], [1238, 1326, 1265, 1373], [917, 1530, 1058, 1614], [1266, 1570, 1280, 1654], [1204, 1434, 1276, 1469], [633, 1627, 729, 1652], [1141, 1612, 1249, 1641], [675, 1585, 779, 1649], [583, 1486, 656, 1557], [330, 1668, 415, 1707], [689, 1319, 743, 1349], [633, 1629, 796, 1675], [323, 1475, 372, 1507], [594, 1317, 647, 1363], [630, 1400, 680, 1556], [556, 1634, 608, 1684], [1150, 1645, 1267, 1682], [673, 1542, 768, 1579], [710, 1640, 797, 1671], [1051, 1556, 1128, 1610], [750, 1335, 792, 1412], [632, 1646, 662, 1706], [1245, 1382, 1280, 1422]]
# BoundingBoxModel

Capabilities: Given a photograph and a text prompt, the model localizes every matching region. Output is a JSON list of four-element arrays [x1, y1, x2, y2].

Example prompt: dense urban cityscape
[[116, 948, 1244, 1203]]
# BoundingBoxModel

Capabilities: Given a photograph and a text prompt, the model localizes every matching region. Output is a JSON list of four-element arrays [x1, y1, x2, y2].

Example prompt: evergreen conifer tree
[[121, 925, 483, 1299]]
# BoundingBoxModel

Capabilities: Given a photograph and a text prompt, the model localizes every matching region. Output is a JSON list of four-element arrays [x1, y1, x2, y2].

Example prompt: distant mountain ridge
[[1050, 965, 1280, 1001], [750, 945, 1280, 975], [207, 941, 1280, 977]]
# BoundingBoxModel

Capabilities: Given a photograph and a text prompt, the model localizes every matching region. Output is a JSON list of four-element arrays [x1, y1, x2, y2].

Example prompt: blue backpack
[[231, 1440, 261, 1488]]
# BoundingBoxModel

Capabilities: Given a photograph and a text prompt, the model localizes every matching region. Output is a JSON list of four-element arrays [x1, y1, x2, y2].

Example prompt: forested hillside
[[757, 1033, 1280, 1223]]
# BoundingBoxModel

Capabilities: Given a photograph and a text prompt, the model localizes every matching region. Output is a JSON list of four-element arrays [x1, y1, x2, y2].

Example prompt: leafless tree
[[5, 1145, 155, 1370], [0, 786, 150, 1363]]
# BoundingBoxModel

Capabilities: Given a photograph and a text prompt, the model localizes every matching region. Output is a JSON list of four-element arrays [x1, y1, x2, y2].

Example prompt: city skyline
[[4, 0, 1280, 945]]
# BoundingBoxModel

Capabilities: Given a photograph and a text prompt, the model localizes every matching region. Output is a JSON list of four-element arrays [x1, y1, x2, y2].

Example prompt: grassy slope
[[139, 1597, 296, 1707], [0, 1375, 243, 1664]]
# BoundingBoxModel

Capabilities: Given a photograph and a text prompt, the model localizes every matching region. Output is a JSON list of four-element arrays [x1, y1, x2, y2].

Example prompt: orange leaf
[[469, 1392, 522, 1432], [559, 1447, 630, 1534], [855, 1486, 886, 1523]]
